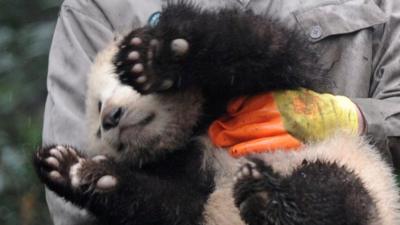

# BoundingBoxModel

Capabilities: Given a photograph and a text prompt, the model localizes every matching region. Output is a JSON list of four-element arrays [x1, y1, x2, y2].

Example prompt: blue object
[[148, 12, 161, 27]]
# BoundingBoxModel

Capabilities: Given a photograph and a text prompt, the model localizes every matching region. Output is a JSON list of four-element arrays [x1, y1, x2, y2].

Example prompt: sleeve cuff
[[350, 98, 388, 141]]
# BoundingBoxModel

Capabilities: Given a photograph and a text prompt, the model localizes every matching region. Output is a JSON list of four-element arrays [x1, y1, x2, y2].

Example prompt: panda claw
[[248, 161, 257, 169], [92, 155, 108, 163], [56, 145, 68, 156], [67, 147, 78, 157], [50, 148, 63, 160]]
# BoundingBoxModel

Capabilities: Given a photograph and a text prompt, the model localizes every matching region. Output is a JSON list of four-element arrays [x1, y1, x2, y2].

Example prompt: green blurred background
[[1, 0, 62, 224]]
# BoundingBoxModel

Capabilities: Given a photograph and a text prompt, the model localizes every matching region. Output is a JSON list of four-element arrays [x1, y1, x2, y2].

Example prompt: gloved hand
[[208, 88, 364, 157]]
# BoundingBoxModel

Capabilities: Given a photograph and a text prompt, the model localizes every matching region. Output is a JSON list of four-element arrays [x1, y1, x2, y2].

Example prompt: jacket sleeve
[[351, 1, 400, 171], [42, 0, 161, 223], [42, 2, 114, 224]]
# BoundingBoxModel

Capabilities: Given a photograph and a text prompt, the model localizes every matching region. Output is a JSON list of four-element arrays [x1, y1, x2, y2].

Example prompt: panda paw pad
[[114, 29, 189, 94], [34, 146, 117, 194], [34, 145, 83, 187], [68, 155, 118, 192]]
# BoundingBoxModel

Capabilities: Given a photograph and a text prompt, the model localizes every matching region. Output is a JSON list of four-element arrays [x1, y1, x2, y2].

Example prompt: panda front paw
[[34, 145, 83, 190], [34, 145, 118, 198], [114, 28, 190, 94]]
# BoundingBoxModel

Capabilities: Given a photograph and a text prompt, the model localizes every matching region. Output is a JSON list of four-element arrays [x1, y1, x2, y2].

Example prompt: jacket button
[[310, 25, 322, 39]]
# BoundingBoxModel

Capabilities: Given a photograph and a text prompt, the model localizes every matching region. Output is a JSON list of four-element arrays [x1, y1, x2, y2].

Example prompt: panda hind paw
[[233, 159, 283, 225], [233, 160, 268, 207]]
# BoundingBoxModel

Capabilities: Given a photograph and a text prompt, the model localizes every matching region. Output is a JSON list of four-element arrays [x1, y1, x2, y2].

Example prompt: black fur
[[33, 2, 378, 225], [233, 159, 376, 225]]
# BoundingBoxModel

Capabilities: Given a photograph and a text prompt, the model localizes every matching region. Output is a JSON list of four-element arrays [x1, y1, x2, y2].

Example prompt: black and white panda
[[34, 2, 400, 225]]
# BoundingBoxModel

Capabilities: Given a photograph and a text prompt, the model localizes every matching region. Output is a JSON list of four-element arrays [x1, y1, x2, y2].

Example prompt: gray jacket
[[42, 0, 400, 224]]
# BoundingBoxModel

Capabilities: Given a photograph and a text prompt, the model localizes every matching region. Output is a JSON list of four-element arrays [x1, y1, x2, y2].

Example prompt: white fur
[[203, 186, 244, 225], [70, 162, 83, 188], [200, 137, 247, 225]]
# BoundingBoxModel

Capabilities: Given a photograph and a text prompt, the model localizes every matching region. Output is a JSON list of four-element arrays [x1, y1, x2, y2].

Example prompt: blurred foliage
[[0, 0, 62, 224]]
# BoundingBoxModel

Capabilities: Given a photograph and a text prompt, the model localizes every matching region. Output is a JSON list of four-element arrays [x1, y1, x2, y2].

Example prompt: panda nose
[[102, 107, 124, 130]]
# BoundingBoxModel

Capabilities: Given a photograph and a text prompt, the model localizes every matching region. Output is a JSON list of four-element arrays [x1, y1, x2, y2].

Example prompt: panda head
[[85, 44, 204, 163]]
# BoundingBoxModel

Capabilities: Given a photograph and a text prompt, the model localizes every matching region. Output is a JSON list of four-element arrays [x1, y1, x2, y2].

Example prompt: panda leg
[[233, 159, 309, 225], [234, 158, 377, 225], [34, 145, 119, 208]]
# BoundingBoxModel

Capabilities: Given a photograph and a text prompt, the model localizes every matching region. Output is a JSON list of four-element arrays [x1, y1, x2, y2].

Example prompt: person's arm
[[42, 2, 114, 224], [351, 0, 400, 170]]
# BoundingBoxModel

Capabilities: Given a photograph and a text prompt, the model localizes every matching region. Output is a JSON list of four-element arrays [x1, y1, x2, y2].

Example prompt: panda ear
[[171, 39, 189, 56]]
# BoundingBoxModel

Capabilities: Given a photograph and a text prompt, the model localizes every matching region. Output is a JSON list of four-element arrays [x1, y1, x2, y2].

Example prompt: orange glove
[[209, 89, 360, 157]]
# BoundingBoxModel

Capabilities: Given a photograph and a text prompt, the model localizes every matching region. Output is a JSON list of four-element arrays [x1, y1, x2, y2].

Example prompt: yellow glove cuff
[[273, 88, 359, 142]]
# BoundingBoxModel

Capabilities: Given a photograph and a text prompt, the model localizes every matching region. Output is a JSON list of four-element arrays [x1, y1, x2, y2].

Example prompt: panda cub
[[34, 2, 400, 225]]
